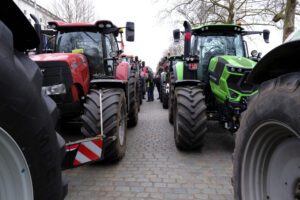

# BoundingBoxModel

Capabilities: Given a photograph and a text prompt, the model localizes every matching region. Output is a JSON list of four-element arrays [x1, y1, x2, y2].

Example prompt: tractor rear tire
[[233, 73, 300, 200], [174, 86, 207, 150], [0, 21, 65, 200], [128, 72, 139, 127], [168, 72, 175, 124], [81, 88, 127, 162]]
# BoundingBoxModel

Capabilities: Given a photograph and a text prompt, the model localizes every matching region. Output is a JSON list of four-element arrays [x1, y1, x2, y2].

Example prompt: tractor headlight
[[42, 84, 66, 96], [227, 65, 244, 73]]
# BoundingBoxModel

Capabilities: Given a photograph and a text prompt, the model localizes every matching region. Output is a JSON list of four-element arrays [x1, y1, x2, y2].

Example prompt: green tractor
[[171, 21, 270, 150]]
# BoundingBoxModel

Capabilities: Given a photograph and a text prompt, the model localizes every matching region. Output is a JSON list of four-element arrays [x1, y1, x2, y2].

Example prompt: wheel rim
[[118, 105, 126, 146], [0, 127, 33, 200], [241, 121, 300, 200]]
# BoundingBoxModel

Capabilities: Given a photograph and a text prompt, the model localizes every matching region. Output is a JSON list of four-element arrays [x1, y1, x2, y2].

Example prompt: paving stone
[[64, 92, 234, 199]]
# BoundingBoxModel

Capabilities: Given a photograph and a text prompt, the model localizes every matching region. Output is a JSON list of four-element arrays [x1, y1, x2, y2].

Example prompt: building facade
[[13, 0, 63, 29]]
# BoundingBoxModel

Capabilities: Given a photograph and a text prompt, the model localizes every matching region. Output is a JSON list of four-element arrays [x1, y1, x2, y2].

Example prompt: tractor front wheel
[[174, 86, 207, 150], [233, 73, 300, 200], [81, 88, 127, 162]]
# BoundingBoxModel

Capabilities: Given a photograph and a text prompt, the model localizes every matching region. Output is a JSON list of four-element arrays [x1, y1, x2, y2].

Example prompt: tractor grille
[[36, 61, 72, 87], [35, 61, 73, 103], [227, 72, 256, 93]]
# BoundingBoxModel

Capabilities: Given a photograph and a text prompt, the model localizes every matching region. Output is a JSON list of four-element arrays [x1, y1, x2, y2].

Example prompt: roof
[[192, 24, 244, 35], [48, 20, 118, 33]]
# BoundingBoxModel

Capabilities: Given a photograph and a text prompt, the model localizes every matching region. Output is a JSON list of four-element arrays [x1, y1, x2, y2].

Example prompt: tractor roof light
[[47, 23, 57, 30], [95, 20, 114, 29]]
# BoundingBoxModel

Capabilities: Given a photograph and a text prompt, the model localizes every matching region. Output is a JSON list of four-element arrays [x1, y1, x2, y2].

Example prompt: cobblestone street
[[64, 93, 235, 200]]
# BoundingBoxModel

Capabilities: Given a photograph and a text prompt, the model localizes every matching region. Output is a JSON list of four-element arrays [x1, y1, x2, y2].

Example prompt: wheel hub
[[242, 121, 300, 200]]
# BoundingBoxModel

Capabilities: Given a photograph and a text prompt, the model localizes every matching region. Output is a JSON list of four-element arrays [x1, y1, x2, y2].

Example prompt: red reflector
[[185, 32, 191, 41], [189, 63, 198, 70]]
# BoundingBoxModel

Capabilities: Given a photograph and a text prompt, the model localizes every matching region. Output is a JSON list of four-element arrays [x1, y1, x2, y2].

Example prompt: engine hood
[[215, 55, 256, 69], [30, 53, 87, 66]]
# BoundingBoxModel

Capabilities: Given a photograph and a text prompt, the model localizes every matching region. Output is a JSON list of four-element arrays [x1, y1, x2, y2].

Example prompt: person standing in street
[[146, 68, 154, 102], [155, 71, 161, 100], [140, 61, 147, 99]]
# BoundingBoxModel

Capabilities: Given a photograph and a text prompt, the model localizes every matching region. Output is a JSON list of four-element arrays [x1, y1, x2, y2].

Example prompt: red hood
[[30, 53, 87, 66]]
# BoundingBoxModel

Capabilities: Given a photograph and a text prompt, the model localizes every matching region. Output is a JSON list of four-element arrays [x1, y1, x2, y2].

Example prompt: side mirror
[[251, 50, 258, 57], [173, 29, 180, 42], [126, 22, 135, 42], [263, 29, 270, 43]]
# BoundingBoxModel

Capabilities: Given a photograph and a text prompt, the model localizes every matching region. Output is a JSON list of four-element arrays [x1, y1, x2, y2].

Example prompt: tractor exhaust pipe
[[30, 14, 42, 54], [183, 21, 191, 58]]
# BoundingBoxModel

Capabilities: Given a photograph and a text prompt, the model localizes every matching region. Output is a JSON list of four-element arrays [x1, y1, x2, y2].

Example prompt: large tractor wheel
[[174, 86, 207, 150], [139, 78, 143, 106], [162, 83, 169, 109], [233, 73, 300, 200], [81, 88, 127, 161], [0, 22, 65, 200], [168, 72, 175, 124], [128, 72, 139, 127]]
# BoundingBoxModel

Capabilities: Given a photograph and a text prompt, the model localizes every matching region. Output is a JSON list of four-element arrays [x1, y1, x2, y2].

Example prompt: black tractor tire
[[162, 84, 169, 109], [174, 86, 207, 150], [168, 72, 175, 124], [233, 73, 300, 200], [139, 78, 143, 106], [0, 21, 65, 200], [81, 88, 127, 162], [127, 72, 139, 127]]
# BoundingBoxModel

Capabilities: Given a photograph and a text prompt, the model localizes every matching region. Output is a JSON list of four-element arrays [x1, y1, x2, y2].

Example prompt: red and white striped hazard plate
[[67, 138, 103, 166]]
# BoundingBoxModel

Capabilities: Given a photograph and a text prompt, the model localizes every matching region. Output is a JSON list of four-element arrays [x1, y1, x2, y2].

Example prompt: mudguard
[[248, 40, 300, 84], [116, 62, 130, 81], [90, 79, 127, 90], [175, 80, 201, 88]]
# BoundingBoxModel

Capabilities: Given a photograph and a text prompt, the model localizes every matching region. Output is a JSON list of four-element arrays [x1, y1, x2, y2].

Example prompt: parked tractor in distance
[[30, 18, 136, 162], [159, 57, 170, 109], [171, 21, 270, 150], [121, 54, 142, 112], [233, 31, 300, 200]]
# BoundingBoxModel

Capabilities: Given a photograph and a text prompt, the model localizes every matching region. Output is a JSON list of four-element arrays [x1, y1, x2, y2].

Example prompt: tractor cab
[[48, 21, 133, 79], [191, 25, 246, 81]]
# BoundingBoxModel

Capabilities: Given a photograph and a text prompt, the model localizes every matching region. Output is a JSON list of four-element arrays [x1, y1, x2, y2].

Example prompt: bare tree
[[160, 0, 275, 26], [164, 41, 184, 56], [52, 0, 95, 23], [160, 0, 299, 41], [270, 0, 297, 40]]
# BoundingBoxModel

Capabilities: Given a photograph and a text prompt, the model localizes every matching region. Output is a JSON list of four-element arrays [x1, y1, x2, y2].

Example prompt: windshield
[[56, 31, 103, 53], [55, 31, 113, 76], [192, 34, 245, 80]]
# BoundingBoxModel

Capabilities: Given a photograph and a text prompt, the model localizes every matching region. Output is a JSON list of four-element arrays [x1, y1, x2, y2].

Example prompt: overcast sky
[[37, 0, 284, 72]]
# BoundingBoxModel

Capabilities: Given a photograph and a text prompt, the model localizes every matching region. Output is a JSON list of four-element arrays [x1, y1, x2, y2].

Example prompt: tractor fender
[[116, 62, 130, 81], [90, 79, 127, 91], [175, 80, 201, 88], [248, 40, 300, 84]]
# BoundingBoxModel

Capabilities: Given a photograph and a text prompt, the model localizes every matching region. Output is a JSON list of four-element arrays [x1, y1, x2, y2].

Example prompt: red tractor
[[30, 19, 137, 162]]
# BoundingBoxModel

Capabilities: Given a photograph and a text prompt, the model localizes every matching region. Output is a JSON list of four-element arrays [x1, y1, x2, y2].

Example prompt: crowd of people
[[139, 58, 168, 102]]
